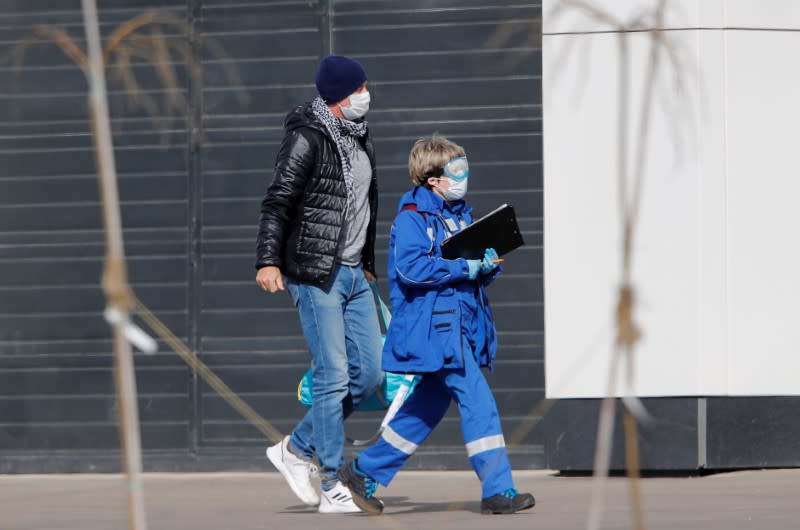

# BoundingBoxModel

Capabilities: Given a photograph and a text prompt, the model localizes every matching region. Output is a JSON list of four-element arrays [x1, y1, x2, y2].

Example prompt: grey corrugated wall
[[0, 0, 543, 472]]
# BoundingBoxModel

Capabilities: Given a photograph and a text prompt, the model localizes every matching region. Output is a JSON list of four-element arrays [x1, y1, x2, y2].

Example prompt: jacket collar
[[398, 186, 471, 217]]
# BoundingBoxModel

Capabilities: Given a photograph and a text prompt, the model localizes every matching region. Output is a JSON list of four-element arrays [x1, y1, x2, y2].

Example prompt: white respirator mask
[[339, 90, 370, 120], [432, 156, 469, 201]]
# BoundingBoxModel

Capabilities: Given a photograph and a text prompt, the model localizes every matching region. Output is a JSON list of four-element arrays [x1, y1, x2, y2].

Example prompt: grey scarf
[[311, 96, 368, 198]]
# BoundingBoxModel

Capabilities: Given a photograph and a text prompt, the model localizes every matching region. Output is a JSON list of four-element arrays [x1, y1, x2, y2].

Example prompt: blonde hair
[[408, 134, 466, 186]]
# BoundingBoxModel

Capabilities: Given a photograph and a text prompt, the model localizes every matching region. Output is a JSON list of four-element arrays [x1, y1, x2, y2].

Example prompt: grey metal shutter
[[196, 0, 544, 469], [0, 0, 543, 472], [0, 0, 193, 471]]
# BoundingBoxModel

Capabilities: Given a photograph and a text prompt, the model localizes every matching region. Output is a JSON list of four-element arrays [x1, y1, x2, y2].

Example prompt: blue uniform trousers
[[356, 347, 514, 499]]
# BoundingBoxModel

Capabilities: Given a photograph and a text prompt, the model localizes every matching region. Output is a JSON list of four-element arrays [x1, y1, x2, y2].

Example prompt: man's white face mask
[[340, 90, 370, 120]]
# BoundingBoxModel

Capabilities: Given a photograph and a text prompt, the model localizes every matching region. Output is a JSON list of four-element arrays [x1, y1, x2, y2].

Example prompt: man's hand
[[364, 269, 377, 283], [256, 266, 285, 293]]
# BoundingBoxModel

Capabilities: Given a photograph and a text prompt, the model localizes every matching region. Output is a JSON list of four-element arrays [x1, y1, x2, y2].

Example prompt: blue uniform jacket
[[382, 186, 500, 374]]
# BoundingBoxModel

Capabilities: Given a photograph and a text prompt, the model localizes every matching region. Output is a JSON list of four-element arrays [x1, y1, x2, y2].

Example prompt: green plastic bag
[[296, 282, 419, 411]]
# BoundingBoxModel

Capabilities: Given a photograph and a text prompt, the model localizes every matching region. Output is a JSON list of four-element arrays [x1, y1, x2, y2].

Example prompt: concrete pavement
[[1, 469, 798, 530]]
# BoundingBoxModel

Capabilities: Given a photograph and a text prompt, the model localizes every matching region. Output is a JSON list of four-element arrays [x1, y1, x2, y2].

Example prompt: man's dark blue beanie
[[315, 55, 368, 104]]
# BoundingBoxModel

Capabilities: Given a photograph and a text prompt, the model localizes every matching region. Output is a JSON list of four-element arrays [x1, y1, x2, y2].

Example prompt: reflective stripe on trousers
[[466, 434, 506, 457]]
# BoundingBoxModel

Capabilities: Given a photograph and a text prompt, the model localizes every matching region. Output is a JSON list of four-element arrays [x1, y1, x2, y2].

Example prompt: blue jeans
[[286, 264, 383, 484]]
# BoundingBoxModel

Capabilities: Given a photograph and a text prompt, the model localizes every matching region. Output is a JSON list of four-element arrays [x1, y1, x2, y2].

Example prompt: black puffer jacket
[[255, 103, 378, 287]]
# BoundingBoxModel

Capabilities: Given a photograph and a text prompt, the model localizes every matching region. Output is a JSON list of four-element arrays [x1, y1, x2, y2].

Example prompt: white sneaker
[[266, 435, 320, 506], [318, 481, 362, 514]]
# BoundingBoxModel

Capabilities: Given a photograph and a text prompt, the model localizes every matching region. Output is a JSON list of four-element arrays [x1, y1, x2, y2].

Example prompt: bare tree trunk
[[80, 1, 148, 529]]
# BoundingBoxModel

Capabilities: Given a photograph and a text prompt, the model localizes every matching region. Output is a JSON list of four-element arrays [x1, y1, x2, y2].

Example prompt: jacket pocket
[[432, 309, 455, 331], [430, 295, 460, 365]]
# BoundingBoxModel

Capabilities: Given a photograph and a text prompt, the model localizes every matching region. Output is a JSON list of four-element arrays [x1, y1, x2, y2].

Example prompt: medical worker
[[337, 134, 536, 515]]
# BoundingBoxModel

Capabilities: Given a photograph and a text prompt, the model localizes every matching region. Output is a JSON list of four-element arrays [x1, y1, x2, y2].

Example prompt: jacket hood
[[284, 102, 327, 134]]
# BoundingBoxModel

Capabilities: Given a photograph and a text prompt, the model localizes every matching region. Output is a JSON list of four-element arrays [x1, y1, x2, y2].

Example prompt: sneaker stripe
[[318, 482, 362, 514], [331, 492, 352, 502]]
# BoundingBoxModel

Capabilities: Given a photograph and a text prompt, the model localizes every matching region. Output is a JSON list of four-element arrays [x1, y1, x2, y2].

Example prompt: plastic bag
[[297, 368, 418, 411], [296, 282, 418, 410]]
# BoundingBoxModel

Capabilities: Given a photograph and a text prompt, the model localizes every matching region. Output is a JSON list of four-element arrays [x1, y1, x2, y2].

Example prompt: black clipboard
[[441, 204, 524, 260]]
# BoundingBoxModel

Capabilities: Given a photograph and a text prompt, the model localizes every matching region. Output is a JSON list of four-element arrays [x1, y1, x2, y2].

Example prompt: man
[[255, 55, 382, 514]]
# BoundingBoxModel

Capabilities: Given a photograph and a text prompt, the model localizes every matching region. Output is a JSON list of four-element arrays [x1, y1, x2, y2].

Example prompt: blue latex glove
[[479, 248, 500, 275], [466, 259, 481, 280]]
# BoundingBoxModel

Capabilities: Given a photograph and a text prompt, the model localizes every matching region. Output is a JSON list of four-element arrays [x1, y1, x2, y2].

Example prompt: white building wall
[[543, 0, 800, 397]]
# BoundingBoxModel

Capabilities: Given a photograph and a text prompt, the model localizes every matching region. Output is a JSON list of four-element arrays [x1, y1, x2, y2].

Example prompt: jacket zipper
[[458, 302, 464, 365], [477, 286, 492, 369]]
